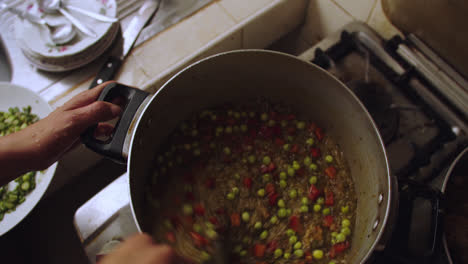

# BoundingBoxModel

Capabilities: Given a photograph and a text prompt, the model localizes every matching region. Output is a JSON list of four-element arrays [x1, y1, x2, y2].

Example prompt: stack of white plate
[[14, 0, 118, 72]]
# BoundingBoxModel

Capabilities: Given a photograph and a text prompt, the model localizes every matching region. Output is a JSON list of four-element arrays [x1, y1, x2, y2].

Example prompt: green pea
[[193, 149, 201, 156], [227, 110, 233, 116], [342, 227, 351, 236], [283, 144, 290, 151], [287, 167, 295, 177], [301, 197, 309, 205], [317, 197, 325, 205], [341, 205, 349, 213], [289, 189, 297, 199], [241, 112, 247, 117], [274, 248, 283, 258], [205, 222, 215, 229], [242, 236, 250, 244], [329, 261, 337, 264], [293, 242, 302, 250], [309, 163, 318, 171], [201, 251, 211, 261], [309, 176, 318, 185], [193, 223, 202, 233], [286, 208, 292, 216], [262, 173, 271, 182], [331, 232, 338, 237], [313, 204, 322, 212], [304, 157, 312, 166], [234, 245, 242, 253], [296, 121, 306, 130], [280, 180, 287, 188], [277, 199, 285, 208], [240, 124, 248, 132], [322, 208, 331, 215], [248, 155, 256, 164], [294, 249, 304, 258], [306, 138, 314, 146], [336, 233, 346, 243], [230, 187, 239, 195], [211, 115, 217, 121], [216, 126, 224, 135], [270, 216, 278, 224], [342, 219, 351, 228], [262, 156, 271, 165], [234, 173, 241, 180], [234, 112, 241, 119], [278, 208, 287, 218], [260, 113, 268, 121], [191, 129, 198, 137], [225, 126, 233, 134], [279, 172, 287, 180], [260, 230, 268, 240], [268, 120, 276, 127], [223, 147, 231, 155], [242, 212, 250, 222], [300, 205, 309, 213], [325, 155, 333, 163], [286, 229, 295, 237], [249, 112, 255, 118], [312, 250, 324, 259], [254, 221, 262, 229], [164, 220, 173, 229], [206, 229, 218, 239], [257, 188, 266, 197], [182, 204, 193, 215], [21, 182, 30, 191], [239, 250, 247, 257], [284, 252, 291, 259], [289, 235, 297, 244], [227, 192, 235, 200], [281, 120, 288, 127]]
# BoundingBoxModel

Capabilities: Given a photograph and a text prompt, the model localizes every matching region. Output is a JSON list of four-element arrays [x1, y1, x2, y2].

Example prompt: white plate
[[14, 0, 117, 58], [0, 82, 57, 236]]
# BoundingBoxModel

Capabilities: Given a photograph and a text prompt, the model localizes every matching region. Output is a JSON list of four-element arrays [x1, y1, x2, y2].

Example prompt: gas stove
[[74, 22, 468, 263]]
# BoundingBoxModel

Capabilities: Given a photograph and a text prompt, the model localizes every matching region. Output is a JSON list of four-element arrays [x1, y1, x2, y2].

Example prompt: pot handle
[[81, 82, 149, 163]]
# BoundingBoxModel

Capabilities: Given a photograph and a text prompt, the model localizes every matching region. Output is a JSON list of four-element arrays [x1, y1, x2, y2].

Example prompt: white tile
[[300, 0, 355, 45], [243, 0, 308, 48], [333, 0, 376, 21], [192, 29, 243, 62], [115, 54, 150, 87], [218, 0, 275, 22], [133, 3, 236, 79], [367, 0, 402, 40]]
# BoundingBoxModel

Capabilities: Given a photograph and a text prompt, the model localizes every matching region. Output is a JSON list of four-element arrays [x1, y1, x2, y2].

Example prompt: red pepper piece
[[289, 215, 300, 232], [325, 191, 334, 206], [194, 204, 205, 216], [231, 213, 241, 227], [267, 162, 276, 172], [315, 127, 324, 141], [184, 172, 195, 183], [308, 184, 320, 201], [269, 111, 279, 120], [329, 241, 350, 258], [226, 118, 236, 126], [215, 207, 225, 215], [296, 167, 305, 177], [323, 215, 334, 227], [253, 244, 266, 257], [265, 183, 275, 195], [325, 166, 337, 179], [185, 216, 194, 226], [287, 127, 296, 136], [310, 147, 321, 158], [287, 114, 296, 121], [268, 193, 278, 206], [165, 232, 176, 243], [185, 192, 195, 201], [190, 232, 208, 247], [205, 178, 215, 189], [272, 125, 282, 136], [260, 164, 269, 174], [308, 122, 317, 133], [243, 177, 253, 189], [290, 144, 299, 153], [259, 125, 273, 139], [209, 216, 219, 226], [274, 137, 285, 146], [266, 240, 278, 253]]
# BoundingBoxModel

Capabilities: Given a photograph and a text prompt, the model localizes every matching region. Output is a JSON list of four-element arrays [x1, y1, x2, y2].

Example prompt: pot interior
[[128, 50, 391, 263]]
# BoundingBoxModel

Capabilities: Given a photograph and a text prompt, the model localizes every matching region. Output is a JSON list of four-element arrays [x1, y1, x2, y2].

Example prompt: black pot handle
[[81, 82, 149, 163]]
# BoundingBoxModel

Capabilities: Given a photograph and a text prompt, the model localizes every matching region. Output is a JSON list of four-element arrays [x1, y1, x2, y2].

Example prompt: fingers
[[61, 81, 116, 111], [67, 101, 121, 132], [95, 123, 115, 138]]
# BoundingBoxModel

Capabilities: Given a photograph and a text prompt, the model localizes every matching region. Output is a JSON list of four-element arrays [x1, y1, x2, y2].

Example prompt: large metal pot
[[84, 50, 396, 263]]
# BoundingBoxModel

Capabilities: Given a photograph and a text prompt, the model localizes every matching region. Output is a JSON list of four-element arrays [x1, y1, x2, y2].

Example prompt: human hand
[[0, 81, 121, 185], [99, 233, 188, 264]]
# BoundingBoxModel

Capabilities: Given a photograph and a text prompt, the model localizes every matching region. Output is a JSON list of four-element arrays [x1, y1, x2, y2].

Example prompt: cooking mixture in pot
[[144, 102, 357, 263]]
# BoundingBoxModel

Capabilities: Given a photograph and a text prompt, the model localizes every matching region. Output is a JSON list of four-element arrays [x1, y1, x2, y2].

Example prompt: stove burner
[[346, 81, 400, 144]]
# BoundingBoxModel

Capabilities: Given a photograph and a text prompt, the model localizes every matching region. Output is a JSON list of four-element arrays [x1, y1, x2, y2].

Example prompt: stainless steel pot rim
[[127, 49, 393, 262]]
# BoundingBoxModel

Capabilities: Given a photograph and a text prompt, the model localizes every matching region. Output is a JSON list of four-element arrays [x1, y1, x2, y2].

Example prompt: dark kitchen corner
[[0, 159, 125, 264]]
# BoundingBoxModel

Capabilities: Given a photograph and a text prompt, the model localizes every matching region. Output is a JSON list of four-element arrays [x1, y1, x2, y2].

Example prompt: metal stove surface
[[74, 22, 468, 263]]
